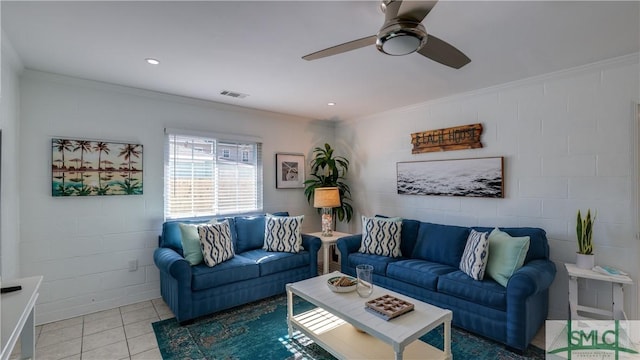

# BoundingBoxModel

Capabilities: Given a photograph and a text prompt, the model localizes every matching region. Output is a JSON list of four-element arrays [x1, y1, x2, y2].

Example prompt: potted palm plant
[[576, 209, 595, 269], [304, 143, 353, 224]]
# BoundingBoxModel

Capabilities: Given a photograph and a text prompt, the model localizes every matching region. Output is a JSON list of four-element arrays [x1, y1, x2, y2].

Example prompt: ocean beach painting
[[52, 138, 143, 196], [397, 157, 503, 198]]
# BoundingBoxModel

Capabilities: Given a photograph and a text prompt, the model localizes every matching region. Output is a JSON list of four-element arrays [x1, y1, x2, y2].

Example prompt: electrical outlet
[[129, 259, 138, 272]]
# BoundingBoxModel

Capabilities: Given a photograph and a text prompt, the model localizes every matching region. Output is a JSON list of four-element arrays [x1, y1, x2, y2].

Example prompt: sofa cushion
[[191, 255, 259, 290], [347, 252, 401, 275], [437, 270, 507, 311], [216, 216, 238, 249], [473, 226, 547, 263], [179, 223, 205, 265], [234, 215, 266, 253], [399, 219, 421, 260], [485, 228, 530, 287], [459, 229, 490, 280], [411, 222, 470, 267], [198, 221, 235, 267], [359, 216, 403, 257], [374, 215, 421, 258], [240, 249, 309, 276], [387, 259, 458, 291], [161, 219, 211, 256], [263, 214, 304, 253]]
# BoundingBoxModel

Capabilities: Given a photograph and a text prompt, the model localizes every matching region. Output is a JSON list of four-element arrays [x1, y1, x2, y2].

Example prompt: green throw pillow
[[485, 228, 530, 287], [179, 223, 204, 266]]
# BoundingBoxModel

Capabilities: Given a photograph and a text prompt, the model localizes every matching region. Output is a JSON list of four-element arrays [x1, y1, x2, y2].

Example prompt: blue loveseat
[[154, 213, 321, 323], [336, 217, 556, 352]]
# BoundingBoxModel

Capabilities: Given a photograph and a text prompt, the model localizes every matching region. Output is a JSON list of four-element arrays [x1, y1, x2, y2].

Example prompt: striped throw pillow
[[358, 216, 403, 257], [459, 229, 489, 280], [198, 220, 235, 267]]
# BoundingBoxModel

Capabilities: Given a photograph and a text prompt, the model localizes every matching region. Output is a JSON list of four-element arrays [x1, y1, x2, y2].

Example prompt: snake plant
[[576, 209, 595, 255]]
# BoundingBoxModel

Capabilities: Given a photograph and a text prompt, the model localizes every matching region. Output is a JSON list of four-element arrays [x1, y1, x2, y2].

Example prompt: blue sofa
[[154, 213, 321, 323], [337, 218, 556, 352]]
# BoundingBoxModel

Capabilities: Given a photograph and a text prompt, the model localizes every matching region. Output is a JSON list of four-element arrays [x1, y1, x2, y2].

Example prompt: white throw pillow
[[358, 216, 403, 257], [263, 214, 304, 253], [459, 229, 490, 280], [198, 220, 235, 267]]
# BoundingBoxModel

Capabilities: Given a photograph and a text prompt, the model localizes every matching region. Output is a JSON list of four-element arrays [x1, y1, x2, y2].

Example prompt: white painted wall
[[0, 32, 23, 280], [12, 50, 640, 324], [336, 54, 640, 320], [18, 70, 333, 324]]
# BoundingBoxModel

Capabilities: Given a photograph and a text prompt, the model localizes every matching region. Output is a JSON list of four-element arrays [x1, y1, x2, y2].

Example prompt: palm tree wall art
[[51, 138, 143, 196]]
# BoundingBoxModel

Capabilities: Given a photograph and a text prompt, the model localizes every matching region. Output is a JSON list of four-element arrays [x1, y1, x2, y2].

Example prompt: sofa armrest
[[336, 234, 362, 271], [302, 234, 322, 276], [505, 259, 556, 351], [153, 247, 192, 285], [507, 259, 556, 298], [302, 234, 322, 253]]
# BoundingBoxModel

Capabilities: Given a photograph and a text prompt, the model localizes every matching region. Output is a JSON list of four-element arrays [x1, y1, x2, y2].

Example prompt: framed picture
[[397, 157, 504, 198], [52, 138, 143, 196], [276, 153, 305, 189]]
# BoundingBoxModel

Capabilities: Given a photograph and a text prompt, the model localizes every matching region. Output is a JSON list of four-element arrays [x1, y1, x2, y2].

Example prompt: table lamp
[[313, 187, 341, 237]]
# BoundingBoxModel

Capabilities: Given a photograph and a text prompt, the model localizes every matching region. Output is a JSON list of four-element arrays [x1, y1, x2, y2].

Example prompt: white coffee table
[[286, 272, 452, 360]]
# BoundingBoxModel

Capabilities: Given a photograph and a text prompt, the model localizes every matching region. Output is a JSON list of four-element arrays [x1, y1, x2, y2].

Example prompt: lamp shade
[[313, 187, 341, 208]]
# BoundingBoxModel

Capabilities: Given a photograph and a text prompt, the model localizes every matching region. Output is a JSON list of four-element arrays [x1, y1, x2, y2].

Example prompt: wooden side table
[[565, 263, 633, 320], [309, 231, 352, 274]]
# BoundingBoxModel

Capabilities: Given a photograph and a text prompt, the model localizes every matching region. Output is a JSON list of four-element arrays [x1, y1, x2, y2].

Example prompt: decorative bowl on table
[[327, 275, 357, 293]]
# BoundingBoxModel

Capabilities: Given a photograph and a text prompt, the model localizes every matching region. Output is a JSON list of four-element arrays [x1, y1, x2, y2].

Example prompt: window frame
[[164, 128, 263, 220]]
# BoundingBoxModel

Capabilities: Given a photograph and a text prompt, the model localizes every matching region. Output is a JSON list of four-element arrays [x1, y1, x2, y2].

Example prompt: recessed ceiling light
[[145, 58, 160, 65], [327, 102, 336, 106]]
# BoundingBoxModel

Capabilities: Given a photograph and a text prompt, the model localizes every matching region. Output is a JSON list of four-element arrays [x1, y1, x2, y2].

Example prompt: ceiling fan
[[302, 0, 470, 69]]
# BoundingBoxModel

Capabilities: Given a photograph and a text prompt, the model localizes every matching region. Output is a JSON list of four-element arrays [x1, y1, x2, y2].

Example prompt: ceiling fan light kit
[[302, 0, 470, 69], [376, 20, 427, 56]]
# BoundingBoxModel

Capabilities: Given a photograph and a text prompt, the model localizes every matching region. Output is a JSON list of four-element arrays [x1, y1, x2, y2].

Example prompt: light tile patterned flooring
[[13, 297, 547, 360], [11, 298, 172, 360]]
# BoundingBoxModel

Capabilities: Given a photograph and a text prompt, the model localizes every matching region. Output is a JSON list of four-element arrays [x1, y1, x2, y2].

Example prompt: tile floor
[[532, 326, 545, 349], [12, 297, 547, 360], [10, 298, 172, 360]]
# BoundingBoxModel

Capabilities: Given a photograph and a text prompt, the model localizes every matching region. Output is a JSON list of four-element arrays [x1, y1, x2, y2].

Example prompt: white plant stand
[[565, 263, 632, 320]]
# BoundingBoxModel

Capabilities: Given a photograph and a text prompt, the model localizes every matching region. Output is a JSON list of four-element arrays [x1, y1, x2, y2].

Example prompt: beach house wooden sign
[[411, 123, 483, 154]]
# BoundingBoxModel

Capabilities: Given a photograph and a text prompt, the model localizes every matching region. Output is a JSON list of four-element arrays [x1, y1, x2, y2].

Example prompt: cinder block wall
[[18, 70, 335, 325], [337, 54, 640, 320]]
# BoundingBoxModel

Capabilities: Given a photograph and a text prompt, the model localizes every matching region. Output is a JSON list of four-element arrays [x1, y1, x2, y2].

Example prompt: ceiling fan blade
[[383, 0, 403, 23], [417, 34, 470, 69], [302, 35, 377, 61], [397, 0, 438, 22]]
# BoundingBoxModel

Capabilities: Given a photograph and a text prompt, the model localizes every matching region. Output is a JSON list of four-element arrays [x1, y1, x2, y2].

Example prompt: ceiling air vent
[[220, 90, 249, 99]]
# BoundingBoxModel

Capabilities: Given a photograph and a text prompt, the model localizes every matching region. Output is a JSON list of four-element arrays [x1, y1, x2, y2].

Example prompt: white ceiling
[[2, 1, 639, 121]]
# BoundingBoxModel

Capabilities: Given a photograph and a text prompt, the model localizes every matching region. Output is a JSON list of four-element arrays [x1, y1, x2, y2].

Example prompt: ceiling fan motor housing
[[376, 20, 428, 56]]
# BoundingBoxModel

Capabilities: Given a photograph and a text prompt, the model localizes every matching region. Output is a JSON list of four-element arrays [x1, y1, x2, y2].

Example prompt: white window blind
[[164, 131, 263, 219]]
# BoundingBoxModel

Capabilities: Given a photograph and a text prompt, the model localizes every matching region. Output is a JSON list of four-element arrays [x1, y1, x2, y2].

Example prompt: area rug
[[152, 295, 545, 360]]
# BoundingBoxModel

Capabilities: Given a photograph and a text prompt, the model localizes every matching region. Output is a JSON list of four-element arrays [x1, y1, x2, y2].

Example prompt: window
[[164, 130, 263, 219]]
